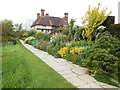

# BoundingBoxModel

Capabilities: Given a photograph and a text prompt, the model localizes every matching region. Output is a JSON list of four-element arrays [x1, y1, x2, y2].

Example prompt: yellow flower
[[57, 47, 68, 57], [70, 48, 75, 55]]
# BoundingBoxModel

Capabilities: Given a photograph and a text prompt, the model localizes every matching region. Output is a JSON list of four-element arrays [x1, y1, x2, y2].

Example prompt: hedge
[[107, 24, 120, 38]]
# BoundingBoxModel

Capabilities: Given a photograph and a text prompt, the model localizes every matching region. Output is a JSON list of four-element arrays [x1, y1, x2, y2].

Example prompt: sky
[[0, 0, 119, 29]]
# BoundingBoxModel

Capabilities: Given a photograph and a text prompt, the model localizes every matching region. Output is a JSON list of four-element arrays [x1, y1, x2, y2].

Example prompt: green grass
[[94, 74, 119, 87], [0, 43, 2, 89], [2, 41, 77, 88]]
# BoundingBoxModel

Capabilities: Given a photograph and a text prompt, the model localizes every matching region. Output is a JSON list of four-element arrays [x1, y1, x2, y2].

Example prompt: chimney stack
[[41, 9, 45, 16], [46, 13, 49, 16], [64, 13, 68, 18], [37, 13, 40, 19]]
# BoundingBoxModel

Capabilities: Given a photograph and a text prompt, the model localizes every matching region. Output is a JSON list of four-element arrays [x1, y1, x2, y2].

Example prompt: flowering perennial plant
[[58, 47, 84, 58], [57, 47, 68, 57], [70, 47, 84, 55], [24, 36, 35, 43]]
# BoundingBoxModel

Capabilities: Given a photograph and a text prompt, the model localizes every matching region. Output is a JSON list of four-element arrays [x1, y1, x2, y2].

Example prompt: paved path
[[20, 40, 119, 89]]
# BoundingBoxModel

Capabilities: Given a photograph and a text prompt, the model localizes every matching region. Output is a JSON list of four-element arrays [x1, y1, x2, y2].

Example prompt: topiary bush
[[107, 24, 120, 38]]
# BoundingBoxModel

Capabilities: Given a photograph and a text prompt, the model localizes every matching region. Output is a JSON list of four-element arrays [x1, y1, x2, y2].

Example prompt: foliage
[[69, 19, 76, 38], [52, 27, 69, 35], [73, 27, 84, 41], [83, 48, 118, 76], [22, 33, 29, 40], [81, 3, 112, 40], [28, 29, 36, 37], [70, 19, 76, 30], [51, 34, 69, 48], [96, 31, 112, 40], [35, 32, 44, 39], [38, 33, 50, 41], [46, 45, 58, 56], [94, 36, 120, 58], [82, 36, 120, 83], [14, 23, 23, 31], [102, 16, 115, 26], [71, 40, 93, 48], [24, 36, 35, 44], [94, 74, 118, 87], [1, 20, 17, 43], [107, 24, 120, 38], [39, 41, 48, 50], [50, 33, 63, 42], [29, 39, 41, 48]]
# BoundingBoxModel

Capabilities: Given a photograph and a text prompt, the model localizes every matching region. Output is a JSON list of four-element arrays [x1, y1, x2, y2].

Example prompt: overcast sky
[[0, 0, 119, 27]]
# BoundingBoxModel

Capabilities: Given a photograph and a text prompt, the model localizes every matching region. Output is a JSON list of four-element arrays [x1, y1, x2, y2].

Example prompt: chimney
[[63, 13, 68, 27], [64, 13, 68, 18], [37, 13, 40, 19], [46, 13, 49, 16], [41, 9, 45, 16]]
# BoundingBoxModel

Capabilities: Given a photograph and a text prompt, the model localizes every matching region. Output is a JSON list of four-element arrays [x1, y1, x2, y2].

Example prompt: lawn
[[2, 41, 77, 88]]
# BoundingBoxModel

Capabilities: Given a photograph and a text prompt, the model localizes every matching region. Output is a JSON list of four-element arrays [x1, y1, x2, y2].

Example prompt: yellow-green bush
[[24, 36, 35, 44]]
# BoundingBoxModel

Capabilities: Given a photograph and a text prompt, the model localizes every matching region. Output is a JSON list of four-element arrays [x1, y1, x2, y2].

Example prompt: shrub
[[71, 40, 93, 48], [22, 33, 29, 40], [73, 27, 84, 41], [52, 28, 69, 35], [36, 32, 50, 41], [46, 45, 58, 56], [50, 33, 63, 42], [95, 31, 112, 40], [95, 36, 120, 57], [102, 16, 115, 26], [52, 35, 69, 45], [82, 48, 118, 77], [28, 30, 36, 36], [82, 36, 120, 82], [35, 32, 44, 39], [39, 41, 48, 50], [107, 24, 120, 38], [24, 36, 35, 44], [30, 39, 41, 48]]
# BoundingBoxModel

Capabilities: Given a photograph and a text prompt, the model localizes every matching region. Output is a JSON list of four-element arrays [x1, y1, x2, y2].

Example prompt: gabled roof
[[32, 16, 67, 27]]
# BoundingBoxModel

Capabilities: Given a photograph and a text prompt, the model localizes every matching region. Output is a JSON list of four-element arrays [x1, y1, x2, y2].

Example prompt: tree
[[69, 19, 76, 37], [14, 23, 23, 31], [1, 20, 16, 42], [81, 3, 112, 40]]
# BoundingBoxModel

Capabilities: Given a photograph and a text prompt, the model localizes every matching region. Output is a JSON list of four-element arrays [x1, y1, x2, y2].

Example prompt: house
[[31, 9, 68, 33]]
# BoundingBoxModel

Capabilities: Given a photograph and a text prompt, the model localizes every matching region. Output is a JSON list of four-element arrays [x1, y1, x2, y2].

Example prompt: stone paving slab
[[67, 76, 87, 87], [63, 73, 77, 79], [78, 74, 96, 84], [87, 83, 103, 88], [20, 40, 119, 89], [58, 70, 73, 75], [71, 67, 88, 76]]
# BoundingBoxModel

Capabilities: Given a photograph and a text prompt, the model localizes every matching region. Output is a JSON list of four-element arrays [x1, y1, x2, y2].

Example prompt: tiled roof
[[32, 16, 68, 27]]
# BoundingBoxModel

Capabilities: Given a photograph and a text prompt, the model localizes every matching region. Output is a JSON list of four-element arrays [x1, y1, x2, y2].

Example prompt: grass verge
[[2, 41, 77, 88]]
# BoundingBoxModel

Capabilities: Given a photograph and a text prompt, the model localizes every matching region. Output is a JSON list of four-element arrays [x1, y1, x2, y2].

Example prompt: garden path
[[20, 40, 118, 89]]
